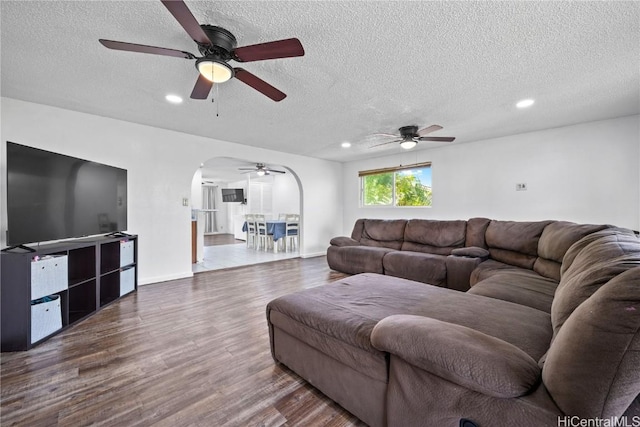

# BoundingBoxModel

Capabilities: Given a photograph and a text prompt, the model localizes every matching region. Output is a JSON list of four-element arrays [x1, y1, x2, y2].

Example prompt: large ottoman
[[266, 273, 552, 427]]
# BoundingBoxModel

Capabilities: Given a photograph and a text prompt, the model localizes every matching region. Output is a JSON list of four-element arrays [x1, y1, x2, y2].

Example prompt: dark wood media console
[[1, 235, 138, 351]]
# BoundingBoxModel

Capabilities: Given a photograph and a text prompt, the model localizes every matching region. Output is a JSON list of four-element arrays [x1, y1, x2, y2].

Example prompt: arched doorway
[[189, 156, 303, 272]]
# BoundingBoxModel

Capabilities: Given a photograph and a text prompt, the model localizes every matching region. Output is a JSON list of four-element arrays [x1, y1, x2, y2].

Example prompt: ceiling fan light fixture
[[256, 169, 266, 176], [400, 139, 417, 150], [196, 58, 234, 83]]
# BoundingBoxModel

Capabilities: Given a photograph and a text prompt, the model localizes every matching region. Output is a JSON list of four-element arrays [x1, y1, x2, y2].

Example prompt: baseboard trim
[[141, 253, 327, 284], [300, 251, 326, 259], [139, 271, 194, 285]]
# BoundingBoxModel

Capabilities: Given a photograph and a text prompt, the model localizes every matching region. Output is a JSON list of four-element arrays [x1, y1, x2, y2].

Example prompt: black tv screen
[[6, 142, 127, 246], [221, 188, 244, 203]]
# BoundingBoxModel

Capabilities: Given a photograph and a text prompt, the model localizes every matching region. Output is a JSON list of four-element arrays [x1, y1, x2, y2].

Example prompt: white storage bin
[[31, 255, 68, 300], [120, 240, 134, 267], [120, 267, 136, 296], [31, 295, 62, 343]]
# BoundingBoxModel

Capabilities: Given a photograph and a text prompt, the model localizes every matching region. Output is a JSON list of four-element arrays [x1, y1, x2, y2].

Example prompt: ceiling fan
[[238, 163, 286, 176], [371, 125, 455, 150], [99, 0, 304, 101]]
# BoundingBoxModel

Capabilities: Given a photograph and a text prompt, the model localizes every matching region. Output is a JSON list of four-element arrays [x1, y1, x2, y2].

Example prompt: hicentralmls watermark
[[558, 416, 640, 427]]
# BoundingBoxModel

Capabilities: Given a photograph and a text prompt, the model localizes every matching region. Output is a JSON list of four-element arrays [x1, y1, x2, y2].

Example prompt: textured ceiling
[[1, 1, 639, 164]]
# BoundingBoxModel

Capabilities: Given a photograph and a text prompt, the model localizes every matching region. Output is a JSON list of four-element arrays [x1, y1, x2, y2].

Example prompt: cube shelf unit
[[1, 235, 138, 351]]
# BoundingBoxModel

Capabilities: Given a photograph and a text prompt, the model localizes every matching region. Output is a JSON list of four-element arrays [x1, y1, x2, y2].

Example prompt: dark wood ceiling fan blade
[[370, 139, 403, 148], [190, 74, 213, 99], [417, 124, 443, 136], [418, 136, 456, 142], [99, 39, 195, 59], [267, 169, 286, 174], [234, 68, 286, 102], [160, 0, 211, 45], [233, 38, 304, 62]]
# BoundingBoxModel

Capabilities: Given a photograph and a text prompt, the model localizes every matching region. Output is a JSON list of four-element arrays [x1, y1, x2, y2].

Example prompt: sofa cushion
[[360, 219, 407, 250], [401, 219, 466, 255], [371, 315, 541, 398], [533, 221, 611, 281], [542, 267, 640, 418], [327, 245, 395, 275], [560, 227, 638, 278], [467, 270, 559, 313], [382, 251, 447, 286], [485, 220, 552, 269], [269, 309, 388, 382], [470, 259, 528, 286], [465, 217, 491, 248], [350, 218, 366, 240], [551, 229, 640, 336]]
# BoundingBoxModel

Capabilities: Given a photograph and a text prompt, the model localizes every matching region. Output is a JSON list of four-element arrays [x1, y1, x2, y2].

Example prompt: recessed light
[[165, 94, 183, 104], [516, 99, 535, 108], [341, 142, 351, 148]]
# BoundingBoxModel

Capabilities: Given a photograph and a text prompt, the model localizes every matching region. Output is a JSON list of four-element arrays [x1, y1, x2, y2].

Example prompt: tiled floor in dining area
[[193, 240, 299, 272]]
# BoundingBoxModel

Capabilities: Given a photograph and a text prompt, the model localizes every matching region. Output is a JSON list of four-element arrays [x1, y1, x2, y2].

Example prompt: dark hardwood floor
[[0, 257, 365, 426], [204, 233, 244, 246]]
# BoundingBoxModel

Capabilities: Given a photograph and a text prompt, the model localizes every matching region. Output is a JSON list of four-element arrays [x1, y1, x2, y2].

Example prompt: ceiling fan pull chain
[[216, 84, 220, 117]]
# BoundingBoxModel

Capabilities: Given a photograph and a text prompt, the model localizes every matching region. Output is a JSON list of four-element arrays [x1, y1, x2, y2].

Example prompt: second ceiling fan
[[372, 125, 455, 150], [99, 0, 304, 101], [238, 163, 286, 176]]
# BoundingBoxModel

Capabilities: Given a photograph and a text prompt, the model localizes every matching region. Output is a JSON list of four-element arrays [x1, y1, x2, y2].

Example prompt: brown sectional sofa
[[267, 219, 640, 426], [327, 218, 612, 296], [327, 218, 493, 290]]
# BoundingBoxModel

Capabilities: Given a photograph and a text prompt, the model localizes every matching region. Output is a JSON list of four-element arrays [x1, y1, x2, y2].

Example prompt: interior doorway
[[190, 157, 302, 273]]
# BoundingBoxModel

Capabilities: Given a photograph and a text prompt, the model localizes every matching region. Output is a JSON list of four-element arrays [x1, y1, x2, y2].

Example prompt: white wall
[[342, 115, 640, 233], [1, 97, 343, 284], [190, 169, 203, 211], [226, 179, 248, 238], [190, 168, 204, 262], [272, 172, 300, 216]]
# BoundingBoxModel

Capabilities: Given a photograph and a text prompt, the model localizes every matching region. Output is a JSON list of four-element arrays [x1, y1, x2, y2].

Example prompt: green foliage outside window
[[363, 173, 393, 205], [362, 167, 432, 207], [396, 173, 432, 206]]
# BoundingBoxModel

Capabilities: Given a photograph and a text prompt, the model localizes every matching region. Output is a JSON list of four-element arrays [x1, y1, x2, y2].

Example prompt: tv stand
[[1, 234, 138, 351], [105, 231, 132, 238], [1, 244, 36, 253]]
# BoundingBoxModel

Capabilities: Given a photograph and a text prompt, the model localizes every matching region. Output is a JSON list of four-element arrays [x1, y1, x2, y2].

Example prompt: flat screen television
[[221, 188, 244, 203], [5, 141, 128, 246]]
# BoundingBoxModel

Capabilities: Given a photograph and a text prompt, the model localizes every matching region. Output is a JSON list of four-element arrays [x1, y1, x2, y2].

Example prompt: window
[[360, 163, 432, 207]]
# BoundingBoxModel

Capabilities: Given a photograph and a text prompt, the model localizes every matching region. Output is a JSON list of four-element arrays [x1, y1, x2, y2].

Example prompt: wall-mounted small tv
[[5, 141, 128, 246], [221, 188, 244, 203]]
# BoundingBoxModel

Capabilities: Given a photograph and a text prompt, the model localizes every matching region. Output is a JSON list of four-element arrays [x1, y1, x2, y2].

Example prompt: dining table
[[242, 220, 287, 252]]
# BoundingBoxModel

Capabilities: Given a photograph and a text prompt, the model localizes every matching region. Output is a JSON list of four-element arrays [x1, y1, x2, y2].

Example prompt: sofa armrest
[[370, 315, 541, 398], [451, 246, 490, 259], [330, 236, 361, 247], [445, 255, 483, 291]]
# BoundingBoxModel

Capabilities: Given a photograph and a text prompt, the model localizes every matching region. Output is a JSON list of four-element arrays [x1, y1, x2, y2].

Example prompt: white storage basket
[[120, 241, 134, 267], [120, 267, 136, 296], [31, 295, 62, 343], [31, 255, 68, 300]]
